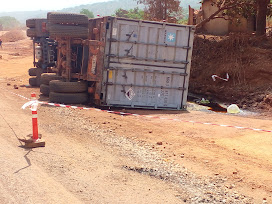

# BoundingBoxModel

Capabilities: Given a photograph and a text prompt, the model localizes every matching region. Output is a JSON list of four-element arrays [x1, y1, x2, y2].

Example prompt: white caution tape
[[21, 100, 39, 111], [5, 89, 272, 134]]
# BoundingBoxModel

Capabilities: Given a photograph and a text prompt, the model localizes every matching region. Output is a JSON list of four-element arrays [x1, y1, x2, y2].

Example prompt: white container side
[[102, 17, 195, 110]]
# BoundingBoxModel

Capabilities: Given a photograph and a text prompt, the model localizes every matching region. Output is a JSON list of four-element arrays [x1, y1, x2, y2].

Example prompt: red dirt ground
[[0, 30, 272, 203]]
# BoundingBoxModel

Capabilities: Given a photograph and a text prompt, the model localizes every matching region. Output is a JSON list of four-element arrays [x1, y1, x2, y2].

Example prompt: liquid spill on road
[[207, 103, 227, 113], [188, 94, 227, 113]]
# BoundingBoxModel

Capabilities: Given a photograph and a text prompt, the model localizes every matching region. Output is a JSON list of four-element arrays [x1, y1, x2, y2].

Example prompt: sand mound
[[1, 30, 26, 42]]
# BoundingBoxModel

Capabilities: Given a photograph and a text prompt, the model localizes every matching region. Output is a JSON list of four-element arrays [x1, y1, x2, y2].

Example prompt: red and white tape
[[212, 73, 229, 82], [9, 91, 272, 134]]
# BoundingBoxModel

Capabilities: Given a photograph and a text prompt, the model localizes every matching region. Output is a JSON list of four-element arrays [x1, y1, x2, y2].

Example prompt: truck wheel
[[28, 68, 43, 76], [26, 28, 36, 37], [49, 92, 88, 104], [26, 18, 46, 28], [41, 73, 63, 85], [48, 12, 88, 25], [49, 80, 88, 93], [49, 24, 88, 38], [29, 77, 37, 86], [26, 19, 36, 28], [40, 84, 50, 96]]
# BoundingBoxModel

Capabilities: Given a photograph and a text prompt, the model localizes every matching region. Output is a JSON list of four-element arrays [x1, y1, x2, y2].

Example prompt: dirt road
[[0, 34, 272, 203], [0, 88, 189, 203]]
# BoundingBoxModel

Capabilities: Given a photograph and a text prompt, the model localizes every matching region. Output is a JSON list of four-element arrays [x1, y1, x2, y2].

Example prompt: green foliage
[[114, 8, 144, 19], [137, 0, 181, 21], [178, 18, 188, 25], [80, 9, 94, 18], [0, 16, 20, 30]]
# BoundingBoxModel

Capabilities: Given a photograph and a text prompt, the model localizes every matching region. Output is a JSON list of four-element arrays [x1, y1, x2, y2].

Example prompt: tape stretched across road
[[9, 91, 272, 134]]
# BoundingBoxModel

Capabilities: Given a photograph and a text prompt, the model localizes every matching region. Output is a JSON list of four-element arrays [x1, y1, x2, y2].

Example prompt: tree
[[80, 9, 94, 18], [0, 16, 20, 30], [137, 0, 181, 21], [114, 8, 144, 19], [196, 0, 270, 36], [256, 0, 270, 35]]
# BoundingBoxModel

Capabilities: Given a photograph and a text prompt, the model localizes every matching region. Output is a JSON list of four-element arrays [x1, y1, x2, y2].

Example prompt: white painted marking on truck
[[91, 55, 97, 75], [112, 28, 117, 36]]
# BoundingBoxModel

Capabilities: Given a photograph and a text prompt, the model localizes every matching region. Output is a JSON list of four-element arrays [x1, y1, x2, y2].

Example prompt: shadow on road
[[14, 150, 32, 174]]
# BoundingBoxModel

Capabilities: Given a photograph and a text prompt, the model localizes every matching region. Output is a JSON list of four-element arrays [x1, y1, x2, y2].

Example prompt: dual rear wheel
[[47, 13, 89, 38], [49, 80, 89, 104], [40, 77, 88, 104]]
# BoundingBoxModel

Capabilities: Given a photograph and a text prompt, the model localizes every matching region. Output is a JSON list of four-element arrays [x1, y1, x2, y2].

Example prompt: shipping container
[[100, 17, 195, 110]]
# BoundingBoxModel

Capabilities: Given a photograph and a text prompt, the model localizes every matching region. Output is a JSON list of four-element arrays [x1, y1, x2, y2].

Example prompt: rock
[[233, 171, 238, 174], [7, 83, 11, 86], [180, 154, 185, 158], [13, 85, 18, 89], [157, 141, 163, 145], [228, 184, 235, 189]]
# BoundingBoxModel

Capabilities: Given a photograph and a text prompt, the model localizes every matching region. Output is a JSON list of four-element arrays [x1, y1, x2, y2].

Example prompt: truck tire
[[29, 77, 37, 86], [49, 92, 88, 104], [48, 12, 88, 25], [40, 84, 50, 96], [26, 19, 36, 28], [26, 18, 46, 28], [49, 24, 88, 38], [49, 80, 88, 93], [41, 73, 63, 85], [26, 28, 36, 37], [28, 68, 43, 76]]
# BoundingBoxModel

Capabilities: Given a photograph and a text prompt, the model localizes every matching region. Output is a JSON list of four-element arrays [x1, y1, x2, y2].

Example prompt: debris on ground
[[227, 104, 240, 114]]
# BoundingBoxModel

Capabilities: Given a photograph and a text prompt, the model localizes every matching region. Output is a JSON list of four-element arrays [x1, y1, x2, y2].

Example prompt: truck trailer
[[27, 13, 195, 110]]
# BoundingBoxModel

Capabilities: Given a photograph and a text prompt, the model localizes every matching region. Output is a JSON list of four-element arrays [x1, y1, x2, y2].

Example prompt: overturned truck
[[26, 13, 195, 110], [26, 18, 57, 86]]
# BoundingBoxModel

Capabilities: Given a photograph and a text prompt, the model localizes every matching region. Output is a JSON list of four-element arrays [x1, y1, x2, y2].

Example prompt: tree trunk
[[256, 0, 269, 36], [164, 0, 167, 20]]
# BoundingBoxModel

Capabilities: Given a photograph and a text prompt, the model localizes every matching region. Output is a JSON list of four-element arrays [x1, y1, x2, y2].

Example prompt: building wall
[[229, 17, 248, 33], [189, 0, 254, 35], [188, 6, 194, 25], [202, 1, 229, 35]]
